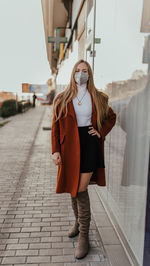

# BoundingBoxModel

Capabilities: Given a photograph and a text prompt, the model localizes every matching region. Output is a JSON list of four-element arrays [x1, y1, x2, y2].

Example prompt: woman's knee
[[77, 172, 93, 192], [78, 184, 88, 192]]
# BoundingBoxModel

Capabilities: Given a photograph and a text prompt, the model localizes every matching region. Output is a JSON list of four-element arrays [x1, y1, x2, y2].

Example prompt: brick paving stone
[[52, 242, 74, 249], [31, 222, 51, 227], [23, 218, 41, 223], [21, 227, 41, 232], [15, 264, 38, 266], [63, 248, 75, 255], [7, 211, 24, 215], [12, 222, 31, 227], [61, 226, 71, 231], [63, 236, 75, 242], [41, 236, 62, 242], [0, 259, 11, 266], [26, 255, 51, 263], [15, 214, 33, 219], [40, 248, 63, 256], [39, 264, 64, 266], [0, 239, 18, 244], [0, 250, 15, 256], [51, 221, 70, 226], [64, 262, 89, 266], [4, 219, 22, 223], [2, 215, 15, 219], [29, 243, 52, 249], [30, 232, 51, 237], [33, 215, 52, 220], [42, 217, 60, 222], [51, 231, 69, 237], [15, 265, 38, 266], [0, 245, 6, 250], [89, 234, 102, 241], [0, 224, 11, 229], [41, 226, 61, 232], [51, 213, 69, 217], [0, 233, 9, 239], [52, 255, 75, 263], [19, 237, 40, 243], [61, 217, 75, 222], [6, 244, 28, 250], [15, 249, 38, 256], [76, 254, 101, 263], [1, 256, 26, 264], [90, 262, 110, 266], [9, 233, 30, 238]]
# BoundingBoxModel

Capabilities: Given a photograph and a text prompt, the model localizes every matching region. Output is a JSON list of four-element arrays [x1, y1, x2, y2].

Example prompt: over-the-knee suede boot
[[68, 196, 79, 238], [75, 189, 91, 259]]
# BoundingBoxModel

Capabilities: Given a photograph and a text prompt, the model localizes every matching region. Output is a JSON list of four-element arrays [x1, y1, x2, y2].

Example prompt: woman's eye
[[75, 70, 88, 73]]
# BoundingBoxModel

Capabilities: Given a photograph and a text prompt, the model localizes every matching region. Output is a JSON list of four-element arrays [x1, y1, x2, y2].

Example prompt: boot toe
[[75, 235, 89, 259], [75, 249, 88, 259]]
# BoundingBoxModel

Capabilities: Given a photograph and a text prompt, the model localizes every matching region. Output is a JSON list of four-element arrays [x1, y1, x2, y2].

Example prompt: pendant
[[78, 101, 82, 105]]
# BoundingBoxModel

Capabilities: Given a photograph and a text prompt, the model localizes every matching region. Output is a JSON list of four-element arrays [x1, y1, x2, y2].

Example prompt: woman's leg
[[68, 172, 93, 238], [75, 172, 93, 259], [68, 196, 79, 238], [78, 172, 93, 192]]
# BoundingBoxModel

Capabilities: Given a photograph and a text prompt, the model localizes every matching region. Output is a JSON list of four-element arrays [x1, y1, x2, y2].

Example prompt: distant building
[[0, 91, 16, 108]]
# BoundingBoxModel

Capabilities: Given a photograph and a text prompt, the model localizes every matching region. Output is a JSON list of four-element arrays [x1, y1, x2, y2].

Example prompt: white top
[[72, 83, 92, 126]]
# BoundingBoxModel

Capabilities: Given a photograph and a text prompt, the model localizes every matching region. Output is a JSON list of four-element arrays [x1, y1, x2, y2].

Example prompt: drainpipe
[[92, 0, 96, 73]]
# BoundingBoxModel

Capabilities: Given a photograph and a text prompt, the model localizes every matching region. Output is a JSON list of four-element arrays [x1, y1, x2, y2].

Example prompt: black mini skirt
[[78, 125, 105, 173]]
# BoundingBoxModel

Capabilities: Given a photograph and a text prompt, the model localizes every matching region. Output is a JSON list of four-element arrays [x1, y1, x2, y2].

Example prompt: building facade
[[41, 1, 150, 265]]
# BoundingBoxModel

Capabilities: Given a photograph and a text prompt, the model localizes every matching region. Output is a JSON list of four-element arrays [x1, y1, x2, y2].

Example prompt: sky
[[0, 0, 148, 96], [0, 0, 51, 95]]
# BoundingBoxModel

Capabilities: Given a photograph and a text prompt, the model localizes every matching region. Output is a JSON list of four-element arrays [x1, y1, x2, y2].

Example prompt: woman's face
[[75, 62, 88, 74]]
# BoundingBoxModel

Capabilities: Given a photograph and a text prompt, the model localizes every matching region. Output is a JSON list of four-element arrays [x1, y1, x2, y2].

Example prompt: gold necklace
[[76, 90, 87, 105]]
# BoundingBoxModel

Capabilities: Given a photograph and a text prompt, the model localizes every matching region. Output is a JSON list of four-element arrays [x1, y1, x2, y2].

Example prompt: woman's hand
[[52, 152, 62, 165], [88, 126, 101, 138]]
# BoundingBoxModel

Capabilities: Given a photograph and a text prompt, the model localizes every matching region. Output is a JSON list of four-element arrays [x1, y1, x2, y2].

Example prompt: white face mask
[[74, 71, 89, 85]]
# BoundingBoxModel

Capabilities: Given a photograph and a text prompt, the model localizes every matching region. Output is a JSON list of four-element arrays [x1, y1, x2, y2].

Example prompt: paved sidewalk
[[0, 105, 131, 266]]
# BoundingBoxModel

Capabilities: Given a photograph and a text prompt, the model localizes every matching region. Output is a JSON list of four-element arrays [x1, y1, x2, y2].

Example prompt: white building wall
[[56, 40, 79, 88], [93, 0, 150, 265], [94, 0, 148, 90]]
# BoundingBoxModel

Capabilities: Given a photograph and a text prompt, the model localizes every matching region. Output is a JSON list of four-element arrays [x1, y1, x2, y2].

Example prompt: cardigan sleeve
[[51, 108, 61, 154], [98, 106, 117, 140]]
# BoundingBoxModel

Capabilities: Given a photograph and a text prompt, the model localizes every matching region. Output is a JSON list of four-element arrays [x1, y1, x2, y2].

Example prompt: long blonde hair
[[53, 59, 109, 131]]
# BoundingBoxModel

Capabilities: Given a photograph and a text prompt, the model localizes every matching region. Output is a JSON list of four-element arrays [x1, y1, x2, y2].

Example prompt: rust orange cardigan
[[51, 93, 116, 197]]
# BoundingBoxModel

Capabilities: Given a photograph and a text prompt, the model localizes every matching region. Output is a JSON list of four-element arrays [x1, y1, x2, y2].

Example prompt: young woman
[[51, 59, 116, 259]]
